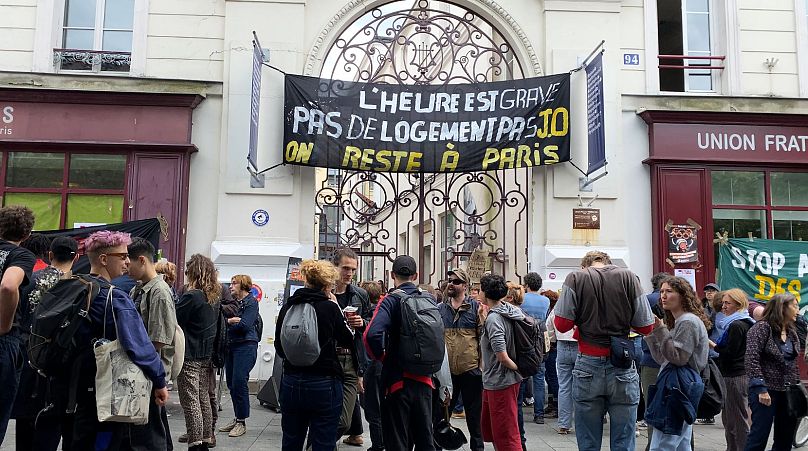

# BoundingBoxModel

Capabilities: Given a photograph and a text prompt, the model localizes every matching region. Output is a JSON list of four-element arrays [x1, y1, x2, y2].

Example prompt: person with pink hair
[[68, 230, 170, 450]]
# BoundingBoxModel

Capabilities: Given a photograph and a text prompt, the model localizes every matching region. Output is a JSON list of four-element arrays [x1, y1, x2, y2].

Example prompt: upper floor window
[[657, 0, 724, 92], [55, 0, 134, 73]]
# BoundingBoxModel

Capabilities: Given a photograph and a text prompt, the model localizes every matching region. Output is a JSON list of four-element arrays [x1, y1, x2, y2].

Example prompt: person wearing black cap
[[364, 255, 448, 451], [13, 236, 79, 450]]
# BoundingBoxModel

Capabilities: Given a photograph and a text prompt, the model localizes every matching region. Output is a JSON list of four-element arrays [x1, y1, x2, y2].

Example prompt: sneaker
[[342, 435, 364, 447], [544, 409, 558, 419], [557, 427, 572, 435], [695, 418, 716, 425], [218, 419, 238, 432], [178, 433, 188, 443], [204, 436, 217, 448], [525, 397, 535, 406], [229, 422, 247, 437], [533, 416, 545, 425], [451, 411, 465, 419], [637, 420, 648, 428]]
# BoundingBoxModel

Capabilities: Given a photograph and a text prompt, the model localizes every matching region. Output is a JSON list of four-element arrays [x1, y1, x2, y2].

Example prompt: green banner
[[718, 238, 808, 308]]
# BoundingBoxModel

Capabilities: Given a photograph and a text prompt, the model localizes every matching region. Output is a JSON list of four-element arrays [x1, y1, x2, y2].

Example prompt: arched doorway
[[315, 0, 532, 286]]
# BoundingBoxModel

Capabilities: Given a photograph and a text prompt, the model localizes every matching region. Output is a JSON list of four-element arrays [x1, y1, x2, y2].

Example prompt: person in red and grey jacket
[[553, 251, 654, 451], [364, 255, 449, 451]]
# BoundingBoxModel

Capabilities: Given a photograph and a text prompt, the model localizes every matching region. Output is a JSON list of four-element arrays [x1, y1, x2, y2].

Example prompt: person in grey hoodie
[[477, 274, 524, 451]]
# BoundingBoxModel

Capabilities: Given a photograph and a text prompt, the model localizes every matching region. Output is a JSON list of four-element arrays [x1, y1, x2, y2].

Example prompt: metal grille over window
[[55, 0, 134, 73]]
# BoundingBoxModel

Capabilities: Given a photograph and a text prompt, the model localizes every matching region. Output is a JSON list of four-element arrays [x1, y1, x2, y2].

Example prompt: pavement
[[1, 383, 736, 451]]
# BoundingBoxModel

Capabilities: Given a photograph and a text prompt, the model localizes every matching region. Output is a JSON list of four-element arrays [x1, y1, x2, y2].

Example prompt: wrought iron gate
[[316, 0, 531, 285]]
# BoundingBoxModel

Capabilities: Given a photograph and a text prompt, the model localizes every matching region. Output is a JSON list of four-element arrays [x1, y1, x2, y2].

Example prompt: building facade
[[2, 0, 807, 378]]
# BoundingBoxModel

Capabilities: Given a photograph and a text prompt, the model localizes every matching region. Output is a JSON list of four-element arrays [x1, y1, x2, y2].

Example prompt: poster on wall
[[283, 257, 304, 304], [668, 224, 698, 264], [718, 238, 808, 309], [283, 73, 571, 173]]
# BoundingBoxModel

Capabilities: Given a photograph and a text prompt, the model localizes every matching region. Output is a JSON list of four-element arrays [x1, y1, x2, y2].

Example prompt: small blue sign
[[623, 53, 640, 66], [252, 209, 270, 227]]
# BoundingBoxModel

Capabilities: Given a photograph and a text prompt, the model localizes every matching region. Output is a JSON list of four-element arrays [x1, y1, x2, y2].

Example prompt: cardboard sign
[[573, 208, 600, 230], [467, 248, 490, 283]]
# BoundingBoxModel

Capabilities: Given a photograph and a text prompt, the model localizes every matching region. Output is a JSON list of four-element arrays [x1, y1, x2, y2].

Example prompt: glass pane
[[686, 13, 711, 52], [711, 171, 764, 205], [7, 152, 64, 188], [69, 154, 126, 189], [687, 73, 713, 91], [771, 172, 808, 207], [4, 193, 61, 230], [103, 0, 134, 29], [686, 0, 709, 13], [713, 209, 767, 239], [102, 31, 132, 52], [65, 0, 97, 28], [773, 211, 808, 241], [63, 29, 94, 50], [66, 194, 124, 228]]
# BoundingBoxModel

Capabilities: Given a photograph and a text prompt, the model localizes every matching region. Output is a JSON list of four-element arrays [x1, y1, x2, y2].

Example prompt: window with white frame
[[56, 0, 134, 73], [657, 0, 723, 92]]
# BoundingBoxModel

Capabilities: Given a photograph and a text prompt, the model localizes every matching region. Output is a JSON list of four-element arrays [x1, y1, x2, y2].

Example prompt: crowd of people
[[0, 203, 806, 451]]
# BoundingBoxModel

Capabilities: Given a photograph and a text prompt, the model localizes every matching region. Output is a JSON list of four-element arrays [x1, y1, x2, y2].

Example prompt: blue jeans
[[280, 373, 343, 451], [746, 387, 797, 451], [0, 334, 22, 446], [573, 354, 640, 451], [517, 380, 527, 448], [545, 345, 559, 400], [556, 341, 578, 429], [225, 341, 258, 420], [650, 423, 692, 451], [533, 362, 546, 417]]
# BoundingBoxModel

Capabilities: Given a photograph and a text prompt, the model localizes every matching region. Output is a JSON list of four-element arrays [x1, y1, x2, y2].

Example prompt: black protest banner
[[38, 218, 161, 274], [283, 74, 571, 173]]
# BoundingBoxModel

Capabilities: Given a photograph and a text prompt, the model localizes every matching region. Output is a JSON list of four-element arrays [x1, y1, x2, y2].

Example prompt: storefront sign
[[718, 238, 808, 307], [586, 53, 606, 174], [283, 73, 571, 173], [572, 208, 600, 229], [1, 105, 13, 135], [667, 224, 698, 264], [644, 115, 808, 165]]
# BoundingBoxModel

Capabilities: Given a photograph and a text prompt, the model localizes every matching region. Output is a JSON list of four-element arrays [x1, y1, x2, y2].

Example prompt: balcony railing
[[658, 54, 725, 71], [53, 49, 131, 73]]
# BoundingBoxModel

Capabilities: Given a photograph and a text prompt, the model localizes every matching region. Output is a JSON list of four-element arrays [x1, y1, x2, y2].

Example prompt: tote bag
[[94, 286, 153, 425]]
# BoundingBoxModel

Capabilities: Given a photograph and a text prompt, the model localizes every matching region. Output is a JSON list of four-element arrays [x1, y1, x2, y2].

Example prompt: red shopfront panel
[[653, 167, 709, 290]]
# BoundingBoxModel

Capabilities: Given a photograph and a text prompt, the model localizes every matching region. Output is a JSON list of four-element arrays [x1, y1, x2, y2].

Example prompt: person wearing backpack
[[217, 274, 259, 439], [128, 238, 178, 450], [13, 236, 79, 450], [275, 259, 355, 451], [364, 255, 447, 451], [438, 267, 484, 451], [475, 274, 524, 451], [70, 230, 169, 450], [175, 255, 220, 451], [0, 206, 36, 446]]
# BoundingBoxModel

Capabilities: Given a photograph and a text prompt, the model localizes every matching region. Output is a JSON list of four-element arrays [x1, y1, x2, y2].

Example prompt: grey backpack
[[280, 302, 321, 366]]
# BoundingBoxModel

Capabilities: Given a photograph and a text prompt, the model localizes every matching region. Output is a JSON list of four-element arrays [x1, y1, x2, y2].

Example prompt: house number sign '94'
[[623, 53, 640, 66]]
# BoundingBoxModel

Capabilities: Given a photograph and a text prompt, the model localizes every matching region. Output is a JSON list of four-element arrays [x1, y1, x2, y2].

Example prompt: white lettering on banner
[[800, 254, 808, 278], [697, 132, 755, 151], [355, 85, 561, 114], [765, 134, 808, 152]]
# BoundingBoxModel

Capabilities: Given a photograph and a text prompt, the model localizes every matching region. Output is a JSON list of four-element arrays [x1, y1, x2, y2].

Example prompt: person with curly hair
[[644, 276, 711, 450], [744, 293, 801, 451], [176, 254, 220, 450], [275, 259, 355, 451], [0, 205, 36, 446], [20, 233, 50, 271]]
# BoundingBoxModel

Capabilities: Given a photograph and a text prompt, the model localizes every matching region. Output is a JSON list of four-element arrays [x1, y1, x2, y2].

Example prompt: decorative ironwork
[[322, 0, 523, 85], [316, 0, 529, 284], [53, 49, 131, 72]]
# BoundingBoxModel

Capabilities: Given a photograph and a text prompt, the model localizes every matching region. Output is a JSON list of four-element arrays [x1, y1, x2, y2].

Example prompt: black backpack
[[696, 358, 726, 418], [211, 304, 228, 368], [28, 275, 99, 377], [254, 313, 264, 341], [391, 290, 445, 376], [508, 314, 543, 377]]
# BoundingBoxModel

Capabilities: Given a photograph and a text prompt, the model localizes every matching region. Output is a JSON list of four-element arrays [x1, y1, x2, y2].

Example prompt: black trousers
[[381, 379, 435, 451], [347, 397, 363, 436], [14, 414, 70, 451], [449, 372, 484, 451]]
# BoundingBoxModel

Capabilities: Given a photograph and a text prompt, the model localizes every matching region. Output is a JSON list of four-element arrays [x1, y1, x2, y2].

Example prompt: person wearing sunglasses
[[437, 268, 484, 451]]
